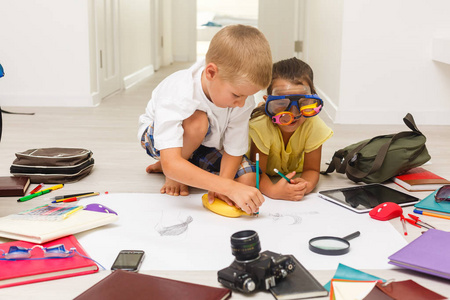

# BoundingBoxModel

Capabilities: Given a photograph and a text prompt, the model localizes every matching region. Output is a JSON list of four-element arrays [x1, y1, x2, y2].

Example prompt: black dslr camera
[[217, 230, 295, 293]]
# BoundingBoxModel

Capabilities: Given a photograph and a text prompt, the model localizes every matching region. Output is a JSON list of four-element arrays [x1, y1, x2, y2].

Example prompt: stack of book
[[393, 167, 450, 192], [414, 190, 450, 218]]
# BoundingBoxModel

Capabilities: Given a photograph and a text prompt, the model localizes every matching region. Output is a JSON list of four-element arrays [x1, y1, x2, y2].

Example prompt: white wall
[[306, 0, 450, 125], [0, 1, 154, 107], [0, 1, 92, 107]]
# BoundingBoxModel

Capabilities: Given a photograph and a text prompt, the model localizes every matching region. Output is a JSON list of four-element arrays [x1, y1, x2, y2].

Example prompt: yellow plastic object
[[202, 194, 249, 218]]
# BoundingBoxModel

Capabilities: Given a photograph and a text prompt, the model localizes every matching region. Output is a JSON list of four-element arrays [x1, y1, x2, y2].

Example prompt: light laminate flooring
[[1, 61, 449, 218]]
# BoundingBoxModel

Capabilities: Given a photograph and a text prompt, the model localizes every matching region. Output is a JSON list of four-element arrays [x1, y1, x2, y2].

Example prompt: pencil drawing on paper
[[155, 215, 194, 236]]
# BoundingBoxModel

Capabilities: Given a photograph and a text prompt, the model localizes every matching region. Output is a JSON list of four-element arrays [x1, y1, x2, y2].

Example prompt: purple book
[[388, 229, 450, 280]]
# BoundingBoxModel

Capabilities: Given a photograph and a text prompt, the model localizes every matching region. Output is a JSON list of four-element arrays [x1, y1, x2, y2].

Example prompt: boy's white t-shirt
[[138, 60, 255, 156]]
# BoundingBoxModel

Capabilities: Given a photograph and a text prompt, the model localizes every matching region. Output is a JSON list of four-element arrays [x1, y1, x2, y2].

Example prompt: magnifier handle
[[342, 231, 360, 241]]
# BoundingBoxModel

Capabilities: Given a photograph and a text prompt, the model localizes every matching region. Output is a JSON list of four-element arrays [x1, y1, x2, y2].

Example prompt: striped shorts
[[141, 124, 255, 179]]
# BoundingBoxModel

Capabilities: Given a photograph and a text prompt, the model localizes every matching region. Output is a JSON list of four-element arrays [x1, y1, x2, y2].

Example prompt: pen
[[256, 153, 260, 190], [274, 168, 291, 183], [52, 192, 100, 203], [17, 189, 52, 202], [29, 183, 44, 194], [413, 209, 450, 221], [400, 215, 408, 235], [52, 192, 95, 201]]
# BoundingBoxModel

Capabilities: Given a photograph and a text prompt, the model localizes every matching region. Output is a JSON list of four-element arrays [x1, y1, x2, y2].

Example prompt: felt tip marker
[[17, 189, 51, 202], [29, 183, 44, 194], [273, 168, 291, 183]]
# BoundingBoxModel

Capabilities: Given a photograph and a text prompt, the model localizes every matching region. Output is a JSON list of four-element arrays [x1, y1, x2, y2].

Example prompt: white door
[[95, 0, 121, 99]]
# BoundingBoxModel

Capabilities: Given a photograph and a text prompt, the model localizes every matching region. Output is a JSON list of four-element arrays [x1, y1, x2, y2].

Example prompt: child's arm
[[160, 147, 264, 214], [299, 146, 322, 194], [250, 143, 307, 201]]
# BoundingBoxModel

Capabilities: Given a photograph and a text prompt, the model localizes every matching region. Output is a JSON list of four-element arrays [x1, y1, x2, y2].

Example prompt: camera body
[[217, 230, 295, 293]]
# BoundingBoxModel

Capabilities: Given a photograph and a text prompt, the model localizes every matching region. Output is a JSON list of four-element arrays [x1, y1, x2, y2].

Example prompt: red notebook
[[0, 235, 98, 288], [393, 167, 450, 191]]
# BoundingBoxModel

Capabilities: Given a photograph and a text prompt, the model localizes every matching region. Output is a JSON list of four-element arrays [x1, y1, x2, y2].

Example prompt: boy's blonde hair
[[206, 24, 272, 89]]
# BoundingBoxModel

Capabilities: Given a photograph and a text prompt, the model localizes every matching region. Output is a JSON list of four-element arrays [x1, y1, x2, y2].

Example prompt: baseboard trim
[[123, 65, 154, 89]]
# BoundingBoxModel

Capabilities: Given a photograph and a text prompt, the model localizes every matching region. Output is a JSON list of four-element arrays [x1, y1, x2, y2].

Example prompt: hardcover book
[[393, 167, 450, 191], [269, 255, 328, 299], [0, 235, 98, 288], [388, 229, 450, 280], [74, 269, 231, 300], [0, 176, 30, 197]]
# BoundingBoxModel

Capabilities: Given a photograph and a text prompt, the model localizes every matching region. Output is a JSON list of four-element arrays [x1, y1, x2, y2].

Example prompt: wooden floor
[[1, 61, 450, 217], [1, 62, 450, 299]]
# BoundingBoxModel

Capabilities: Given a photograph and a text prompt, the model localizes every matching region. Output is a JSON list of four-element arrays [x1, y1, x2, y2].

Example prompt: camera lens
[[230, 230, 261, 262]]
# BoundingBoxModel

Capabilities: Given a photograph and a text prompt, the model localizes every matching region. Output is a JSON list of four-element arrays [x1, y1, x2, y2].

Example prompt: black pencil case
[[10, 148, 95, 184]]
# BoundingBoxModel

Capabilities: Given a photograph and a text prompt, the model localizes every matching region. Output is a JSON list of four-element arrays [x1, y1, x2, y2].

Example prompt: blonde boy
[[138, 25, 272, 214]]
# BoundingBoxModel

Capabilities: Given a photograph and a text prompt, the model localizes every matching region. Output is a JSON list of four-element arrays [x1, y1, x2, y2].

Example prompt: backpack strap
[[403, 113, 422, 134]]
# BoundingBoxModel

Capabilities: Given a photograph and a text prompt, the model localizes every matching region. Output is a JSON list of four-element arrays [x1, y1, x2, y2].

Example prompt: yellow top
[[248, 115, 333, 176]]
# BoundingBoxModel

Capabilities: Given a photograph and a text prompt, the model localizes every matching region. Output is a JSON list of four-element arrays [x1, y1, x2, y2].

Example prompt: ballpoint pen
[[52, 192, 100, 203], [400, 215, 408, 235], [50, 192, 95, 201], [407, 214, 435, 229]]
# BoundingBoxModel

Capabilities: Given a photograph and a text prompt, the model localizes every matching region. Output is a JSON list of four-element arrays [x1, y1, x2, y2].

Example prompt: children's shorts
[[141, 124, 255, 179]]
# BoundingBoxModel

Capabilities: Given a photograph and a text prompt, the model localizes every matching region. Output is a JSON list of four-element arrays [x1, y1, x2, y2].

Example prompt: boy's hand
[[274, 171, 308, 201], [208, 187, 264, 215], [207, 191, 235, 207], [226, 183, 265, 214]]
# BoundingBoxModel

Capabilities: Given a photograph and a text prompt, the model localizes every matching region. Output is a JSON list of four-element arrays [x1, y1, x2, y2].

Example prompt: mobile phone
[[111, 250, 145, 272]]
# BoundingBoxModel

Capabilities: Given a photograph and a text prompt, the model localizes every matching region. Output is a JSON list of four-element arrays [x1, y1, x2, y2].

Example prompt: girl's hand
[[274, 171, 308, 201]]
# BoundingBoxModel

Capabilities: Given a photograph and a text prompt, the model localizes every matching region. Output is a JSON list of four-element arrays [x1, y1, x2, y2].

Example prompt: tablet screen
[[318, 184, 419, 213]]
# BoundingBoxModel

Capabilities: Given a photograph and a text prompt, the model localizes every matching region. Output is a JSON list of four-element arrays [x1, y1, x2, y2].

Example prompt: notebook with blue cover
[[414, 190, 450, 215]]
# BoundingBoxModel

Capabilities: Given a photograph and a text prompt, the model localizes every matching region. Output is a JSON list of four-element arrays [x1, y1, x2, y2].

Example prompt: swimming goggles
[[1, 244, 74, 260], [0, 244, 105, 269], [265, 94, 323, 125]]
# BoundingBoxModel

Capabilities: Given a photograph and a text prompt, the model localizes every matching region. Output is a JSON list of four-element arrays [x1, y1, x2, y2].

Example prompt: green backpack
[[322, 113, 431, 183]]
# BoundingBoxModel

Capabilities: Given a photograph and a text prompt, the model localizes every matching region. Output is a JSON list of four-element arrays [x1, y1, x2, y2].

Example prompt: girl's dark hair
[[251, 57, 315, 120]]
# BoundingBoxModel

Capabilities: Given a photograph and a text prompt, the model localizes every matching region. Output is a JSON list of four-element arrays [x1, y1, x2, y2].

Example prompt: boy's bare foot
[[146, 161, 163, 173], [160, 178, 189, 196]]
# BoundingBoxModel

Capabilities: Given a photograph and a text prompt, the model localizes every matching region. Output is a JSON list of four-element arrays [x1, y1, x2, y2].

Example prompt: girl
[[248, 57, 333, 201]]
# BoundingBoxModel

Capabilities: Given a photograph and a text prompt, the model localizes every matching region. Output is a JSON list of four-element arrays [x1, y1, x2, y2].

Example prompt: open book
[[0, 207, 118, 243]]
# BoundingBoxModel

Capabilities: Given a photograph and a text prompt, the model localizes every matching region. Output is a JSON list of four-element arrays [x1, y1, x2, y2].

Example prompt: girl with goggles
[[265, 94, 323, 125], [247, 57, 333, 201]]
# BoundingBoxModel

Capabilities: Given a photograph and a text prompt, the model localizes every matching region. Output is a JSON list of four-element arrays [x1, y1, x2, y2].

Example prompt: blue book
[[414, 190, 450, 215]]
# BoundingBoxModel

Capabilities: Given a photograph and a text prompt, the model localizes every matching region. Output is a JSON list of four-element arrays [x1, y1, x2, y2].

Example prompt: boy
[[138, 25, 272, 214]]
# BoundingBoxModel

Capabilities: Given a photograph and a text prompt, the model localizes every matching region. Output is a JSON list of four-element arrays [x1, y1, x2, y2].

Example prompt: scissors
[[405, 214, 435, 229]]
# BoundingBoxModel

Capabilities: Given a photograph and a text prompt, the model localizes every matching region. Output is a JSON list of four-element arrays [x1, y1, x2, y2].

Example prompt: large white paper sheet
[[77, 192, 407, 271]]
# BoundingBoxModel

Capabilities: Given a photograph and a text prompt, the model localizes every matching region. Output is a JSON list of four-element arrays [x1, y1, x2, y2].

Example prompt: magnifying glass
[[308, 231, 360, 255]]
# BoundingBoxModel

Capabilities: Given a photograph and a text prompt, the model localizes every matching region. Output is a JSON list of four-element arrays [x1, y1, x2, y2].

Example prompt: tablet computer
[[318, 184, 419, 213]]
